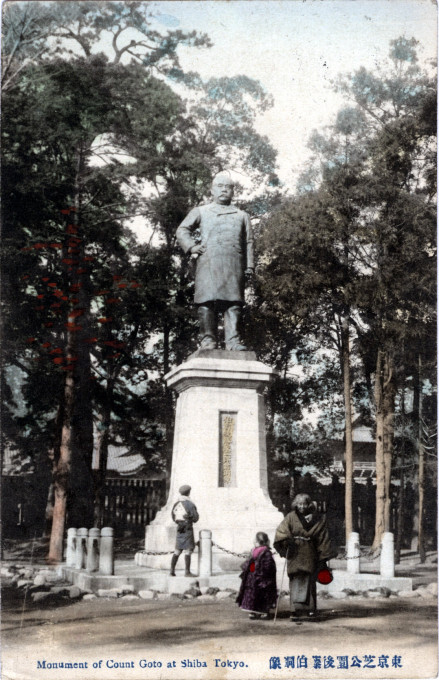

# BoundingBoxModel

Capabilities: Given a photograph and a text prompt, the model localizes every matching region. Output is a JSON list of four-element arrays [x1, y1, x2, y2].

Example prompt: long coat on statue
[[236, 546, 277, 614], [273, 508, 333, 576], [176, 203, 254, 304]]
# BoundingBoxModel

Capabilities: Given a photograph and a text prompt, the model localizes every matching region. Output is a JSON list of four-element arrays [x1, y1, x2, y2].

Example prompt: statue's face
[[211, 178, 234, 205]]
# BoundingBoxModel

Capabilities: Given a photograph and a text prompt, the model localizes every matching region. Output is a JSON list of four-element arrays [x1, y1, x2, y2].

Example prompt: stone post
[[66, 528, 77, 567], [198, 530, 213, 576], [75, 528, 88, 570], [380, 532, 395, 577], [346, 531, 360, 574], [86, 528, 100, 572], [99, 527, 114, 575]]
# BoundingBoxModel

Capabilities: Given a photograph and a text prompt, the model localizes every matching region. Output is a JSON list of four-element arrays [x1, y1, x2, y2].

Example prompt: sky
[[144, 0, 437, 188]]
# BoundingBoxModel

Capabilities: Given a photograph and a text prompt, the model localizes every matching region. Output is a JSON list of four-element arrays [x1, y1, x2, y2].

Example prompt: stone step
[[61, 564, 413, 596]]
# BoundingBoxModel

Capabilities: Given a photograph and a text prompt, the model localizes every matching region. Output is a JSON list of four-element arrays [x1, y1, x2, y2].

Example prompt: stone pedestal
[[137, 350, 284, 571]]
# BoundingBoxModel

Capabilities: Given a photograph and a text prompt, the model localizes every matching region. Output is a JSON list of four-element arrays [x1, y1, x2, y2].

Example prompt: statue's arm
[[176, 208, 201, 254], [244, 212, 255, 273]]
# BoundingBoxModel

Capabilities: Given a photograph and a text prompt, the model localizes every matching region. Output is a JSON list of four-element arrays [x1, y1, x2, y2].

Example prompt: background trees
[[255, 37, 436, 551], [2, 50, 188, 558]]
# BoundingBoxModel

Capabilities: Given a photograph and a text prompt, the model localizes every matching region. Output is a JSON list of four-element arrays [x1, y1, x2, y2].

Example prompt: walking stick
[[274, 547, 289, 624]]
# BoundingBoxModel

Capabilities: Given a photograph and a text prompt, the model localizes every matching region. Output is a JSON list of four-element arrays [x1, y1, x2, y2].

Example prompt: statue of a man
[[176, 173, 254, 350]]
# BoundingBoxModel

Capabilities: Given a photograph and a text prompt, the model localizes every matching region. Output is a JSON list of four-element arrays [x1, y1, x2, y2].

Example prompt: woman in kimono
[[236, 532, 277, 620], [274, 494, 334, 621]]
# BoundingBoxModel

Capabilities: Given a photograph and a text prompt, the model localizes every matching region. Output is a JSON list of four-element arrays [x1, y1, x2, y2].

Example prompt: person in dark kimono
[[170, 485, 199, 577], [236, 532, 277, 620], [274, 494, 334, 621], [176, 172, 254, 351]]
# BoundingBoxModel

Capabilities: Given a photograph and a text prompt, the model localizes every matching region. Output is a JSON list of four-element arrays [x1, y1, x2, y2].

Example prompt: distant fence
[[103, 478, 166, 537]]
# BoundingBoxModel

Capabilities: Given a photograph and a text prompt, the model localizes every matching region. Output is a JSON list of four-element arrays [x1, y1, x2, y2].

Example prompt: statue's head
[[211, 172, 234, 205]]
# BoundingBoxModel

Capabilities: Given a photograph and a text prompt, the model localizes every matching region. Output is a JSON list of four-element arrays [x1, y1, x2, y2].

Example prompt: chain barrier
[[335, 546, 382, 561], [138, 550, 175, 556], [138, 542, 382, 560], [212, 541, 248, 559]]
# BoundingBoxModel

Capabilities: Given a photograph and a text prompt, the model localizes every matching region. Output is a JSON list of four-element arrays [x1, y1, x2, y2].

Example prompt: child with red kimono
[[236, 532, 277, 620]]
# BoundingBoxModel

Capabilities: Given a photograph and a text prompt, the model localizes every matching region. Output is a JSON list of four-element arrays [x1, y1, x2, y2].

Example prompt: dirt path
[[2, 594, 437, 680]]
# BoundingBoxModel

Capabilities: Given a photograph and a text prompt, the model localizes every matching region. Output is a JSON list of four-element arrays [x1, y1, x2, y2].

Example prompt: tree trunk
[[372, 349, 395, 550], [163, 323, 174, 492], [341, 317, 354, 543], [373, 351, 386, 550], [93, 380, 113, 528], [44, 401, 64, 537], [395, 384, 406, 564], [382, 352, 395, 532], [417, 354, 426, 562], [47, 146, 94, 560], [48, 369, 74, 562], [93, 321, 139, 526], [44, 483, 54, 537], [65, 149, 94, 528]]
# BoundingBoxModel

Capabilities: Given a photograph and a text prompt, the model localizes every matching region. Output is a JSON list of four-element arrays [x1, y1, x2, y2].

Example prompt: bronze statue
[[176, 173, 254, 350]]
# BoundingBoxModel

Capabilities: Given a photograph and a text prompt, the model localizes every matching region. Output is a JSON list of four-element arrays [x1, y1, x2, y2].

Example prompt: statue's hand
[[191, 244, 206, 256]]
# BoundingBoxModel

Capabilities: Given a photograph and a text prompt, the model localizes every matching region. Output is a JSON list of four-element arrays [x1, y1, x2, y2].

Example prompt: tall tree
[[256, 37, 435, 550], [2, 1, 211, 90], [2, 3, 281, 556], [336, 37, 436, 548], [257, 183, 368, 529], [2, 54, 184, 559]]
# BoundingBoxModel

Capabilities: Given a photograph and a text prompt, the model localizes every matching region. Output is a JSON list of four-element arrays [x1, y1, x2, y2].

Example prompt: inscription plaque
[[219, 411, 237, 487]]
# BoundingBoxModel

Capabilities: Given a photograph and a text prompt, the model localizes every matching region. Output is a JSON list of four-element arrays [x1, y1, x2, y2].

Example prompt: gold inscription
[[221, 415, 235, 486]]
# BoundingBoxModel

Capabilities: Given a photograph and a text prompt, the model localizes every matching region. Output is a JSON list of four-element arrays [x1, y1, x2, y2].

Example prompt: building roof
[[94, 444, 165, 478]]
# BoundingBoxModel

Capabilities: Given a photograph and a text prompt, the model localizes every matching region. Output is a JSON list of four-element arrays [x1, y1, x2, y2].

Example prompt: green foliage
[[2, 1, 212, 91], [2, 4, 281, 493], [1, 53, 186, 477], [256, 36, 436, 483]]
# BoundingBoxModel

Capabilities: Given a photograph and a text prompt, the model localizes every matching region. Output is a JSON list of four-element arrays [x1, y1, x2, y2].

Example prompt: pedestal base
[[139, 351, 283, 571]]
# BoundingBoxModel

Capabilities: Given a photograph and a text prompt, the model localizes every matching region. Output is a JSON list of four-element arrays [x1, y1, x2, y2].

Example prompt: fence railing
[[103, 478, 166, 536]]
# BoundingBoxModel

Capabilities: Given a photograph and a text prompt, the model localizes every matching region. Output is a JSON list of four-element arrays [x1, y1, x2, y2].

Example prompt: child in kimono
[[236, 532, 277, 620]]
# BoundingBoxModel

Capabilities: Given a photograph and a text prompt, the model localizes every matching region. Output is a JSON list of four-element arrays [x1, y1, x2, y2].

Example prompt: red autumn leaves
[[24, 207, 141, 373]]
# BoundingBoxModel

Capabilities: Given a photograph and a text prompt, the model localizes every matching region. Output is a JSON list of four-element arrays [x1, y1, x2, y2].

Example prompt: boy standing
[[170, 485, 199, 577]]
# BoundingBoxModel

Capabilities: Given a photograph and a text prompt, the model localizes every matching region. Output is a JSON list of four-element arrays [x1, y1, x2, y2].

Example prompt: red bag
[[317, 567, 333, 585], [249, 560, 256, 572]]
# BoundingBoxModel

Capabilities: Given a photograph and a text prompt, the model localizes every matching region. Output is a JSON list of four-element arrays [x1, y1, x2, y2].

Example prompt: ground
[[1, 541, 437, 680]]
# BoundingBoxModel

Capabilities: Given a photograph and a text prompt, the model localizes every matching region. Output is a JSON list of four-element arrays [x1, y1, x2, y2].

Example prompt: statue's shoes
[[200, 340, 217, 349], [226, 343, 247, 351]]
